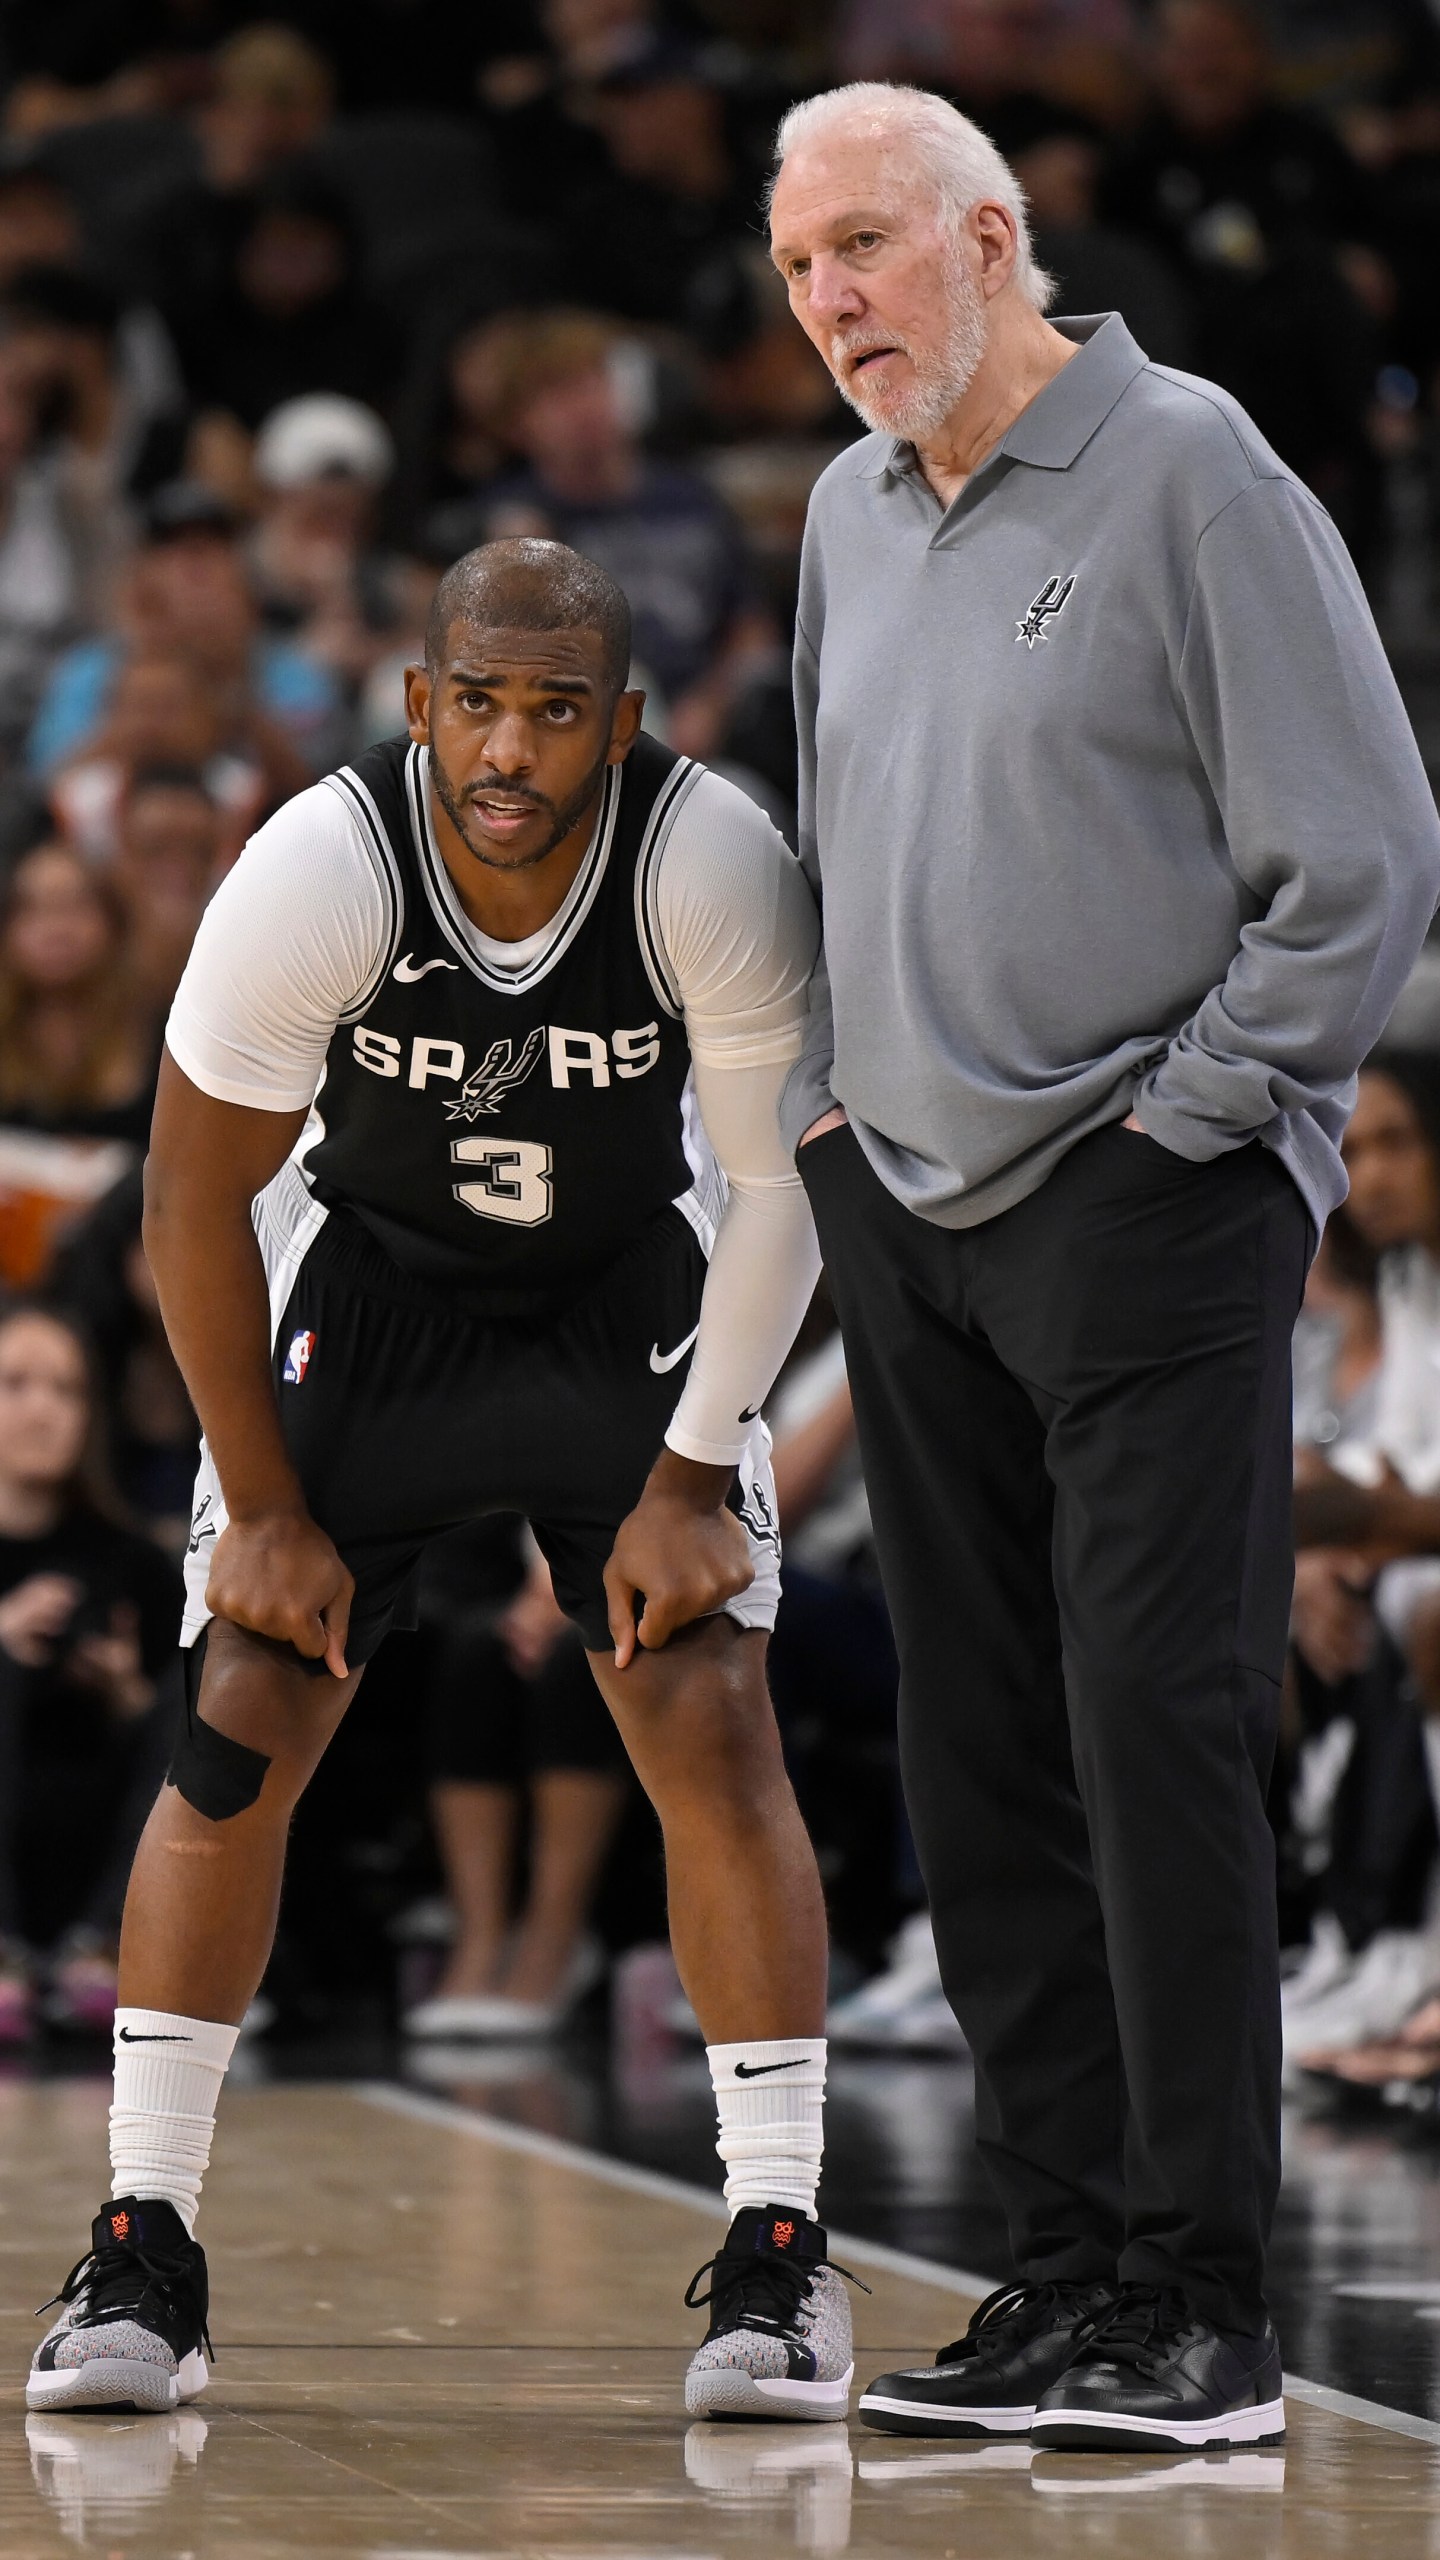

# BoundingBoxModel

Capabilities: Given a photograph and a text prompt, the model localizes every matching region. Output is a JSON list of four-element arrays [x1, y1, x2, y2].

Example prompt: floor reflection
[[27, 2408, 208, 2550], [686, 2421, 854, 2553]]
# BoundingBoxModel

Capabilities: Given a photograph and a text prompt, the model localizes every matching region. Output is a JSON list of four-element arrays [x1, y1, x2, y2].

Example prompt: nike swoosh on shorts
[[393, 953, 459, 982], [649, 1324, 701, 1374]]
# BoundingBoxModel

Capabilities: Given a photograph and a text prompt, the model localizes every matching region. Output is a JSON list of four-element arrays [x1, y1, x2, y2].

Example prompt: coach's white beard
[[832, 260, 989, 443]]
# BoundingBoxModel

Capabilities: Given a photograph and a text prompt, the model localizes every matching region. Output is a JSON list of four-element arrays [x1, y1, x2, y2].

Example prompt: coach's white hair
[[771, 83, 1056, 313]]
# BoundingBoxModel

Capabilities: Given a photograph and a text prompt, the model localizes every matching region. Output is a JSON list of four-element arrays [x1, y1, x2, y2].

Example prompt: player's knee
[[168, 1701, 272, 1822], [168, 1630, 332, 1821], [651, 1660, 783, 1811]]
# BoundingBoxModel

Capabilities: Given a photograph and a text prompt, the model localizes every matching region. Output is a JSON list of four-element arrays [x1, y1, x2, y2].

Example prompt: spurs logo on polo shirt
[[1016, 574, 1077, 650]]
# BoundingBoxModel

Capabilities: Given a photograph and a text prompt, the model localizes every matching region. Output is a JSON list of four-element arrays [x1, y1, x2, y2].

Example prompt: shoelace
[[1069, 2284, 1191, 2378], [684, 2247, 868, 2342], [38, 2236, 214, 2363], [937, 2278, 1104, 2367]]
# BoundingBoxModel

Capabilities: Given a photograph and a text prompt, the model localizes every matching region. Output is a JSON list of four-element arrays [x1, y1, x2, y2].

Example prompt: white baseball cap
[[254, 395, 395, 492]]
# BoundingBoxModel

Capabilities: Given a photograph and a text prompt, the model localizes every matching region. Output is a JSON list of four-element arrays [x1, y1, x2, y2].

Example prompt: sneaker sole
[[1030, 2395, 1285, 2453], [26, 2348, 208, 2416], [858, 2392, 1035, 2438], [686, 2363, 853, 2422]]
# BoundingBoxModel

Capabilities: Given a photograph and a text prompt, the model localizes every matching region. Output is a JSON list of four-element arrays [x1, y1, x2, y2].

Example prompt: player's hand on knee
[[206, 1513, 355, 1678], [604, 1452, 754, 1667]]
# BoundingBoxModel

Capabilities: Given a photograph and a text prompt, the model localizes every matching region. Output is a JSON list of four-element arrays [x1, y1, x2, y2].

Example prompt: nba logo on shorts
[[283, 1329, 316, 1384]]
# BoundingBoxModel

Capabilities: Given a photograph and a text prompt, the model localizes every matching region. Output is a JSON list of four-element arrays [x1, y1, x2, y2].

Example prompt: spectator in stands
[[405, 1531, 629, 2041], [0, 262, 184, 516], [29, 480, 341, 786], [173, 169, 399, 434], [52, 1169, 198, 1548], [833, 0, 1143, 129], [249, 393, 399, 697], [0, 367, 92, 773], [45, 646, 286, 870], [389, 305, 516, 542], [0, 151, 187, 492], [0, 1300, 180, 2044], [1104, 0, 1389, 558], [1008, 109, 1195, 366], [0, 147, 82, 282], [108, 762, 220, 1012], [483, 11, 763, 327], [112, 25, 337, 339], [0, 838, 157, 1143], [472, 310, 774, 753], [1285, 1054, 1440, 2079]]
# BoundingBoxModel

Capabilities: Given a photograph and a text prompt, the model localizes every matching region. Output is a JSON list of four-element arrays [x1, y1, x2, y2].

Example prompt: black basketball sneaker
[[859, 2279, 1119, 2436], [28, 2198, 210, 2413]]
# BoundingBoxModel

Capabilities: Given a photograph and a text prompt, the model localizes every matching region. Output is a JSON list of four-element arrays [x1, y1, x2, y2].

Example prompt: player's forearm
[[666, 1172, 822, 1467], [142, 1177, 303, 1524]]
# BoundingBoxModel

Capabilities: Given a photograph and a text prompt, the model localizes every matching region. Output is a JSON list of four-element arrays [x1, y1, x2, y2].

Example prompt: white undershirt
[[166, 761, 821, 1466]]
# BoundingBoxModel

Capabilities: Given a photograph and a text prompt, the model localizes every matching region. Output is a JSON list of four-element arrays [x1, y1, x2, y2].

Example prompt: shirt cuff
[[778, 1051, 836, 1157]]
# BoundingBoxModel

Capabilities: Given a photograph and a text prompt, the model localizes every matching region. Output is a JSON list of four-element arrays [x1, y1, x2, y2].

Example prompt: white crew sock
[[109, 2010, 240, 2238], [708, 2038, 826, 2220]]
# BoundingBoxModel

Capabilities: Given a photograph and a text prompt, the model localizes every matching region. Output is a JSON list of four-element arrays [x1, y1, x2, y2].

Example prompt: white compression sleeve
[[666, 1045, 821, 1466], [650, 770, 822, 1466]]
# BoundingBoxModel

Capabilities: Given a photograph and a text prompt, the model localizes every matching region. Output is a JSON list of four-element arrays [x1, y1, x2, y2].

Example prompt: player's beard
[[832, 246, 989, 444], [428, 739, 611, 871]]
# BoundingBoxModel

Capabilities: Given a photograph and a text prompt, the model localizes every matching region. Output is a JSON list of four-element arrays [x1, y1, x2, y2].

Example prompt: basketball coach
[[769, 81, 1440, 2451]]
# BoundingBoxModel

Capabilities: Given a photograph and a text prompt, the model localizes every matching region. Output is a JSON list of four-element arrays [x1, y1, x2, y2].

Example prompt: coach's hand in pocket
[[206, 1510, 355, 1678], [604, 1450, 754, 1668]]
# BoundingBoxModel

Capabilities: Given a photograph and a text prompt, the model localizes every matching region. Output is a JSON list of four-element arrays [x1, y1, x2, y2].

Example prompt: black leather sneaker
[[858, 2279, 1119, 2437], [1030, 2283, 1286, 2451]]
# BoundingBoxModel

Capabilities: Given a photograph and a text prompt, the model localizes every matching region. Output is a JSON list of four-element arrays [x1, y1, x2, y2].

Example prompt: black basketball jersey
[[299, 733, 715, 1308]]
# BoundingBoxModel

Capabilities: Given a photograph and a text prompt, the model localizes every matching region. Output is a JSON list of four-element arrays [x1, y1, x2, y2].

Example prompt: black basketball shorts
[[181, 1167, 781, 1663]]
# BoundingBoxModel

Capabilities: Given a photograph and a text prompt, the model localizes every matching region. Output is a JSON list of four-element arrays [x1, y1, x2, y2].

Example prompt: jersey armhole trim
[[634, 755, 702, 1020], [322, 766, 405, 1019]]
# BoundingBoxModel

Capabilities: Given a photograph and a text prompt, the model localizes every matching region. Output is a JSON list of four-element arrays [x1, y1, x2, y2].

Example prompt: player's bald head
[[426, 538, 631, 694]]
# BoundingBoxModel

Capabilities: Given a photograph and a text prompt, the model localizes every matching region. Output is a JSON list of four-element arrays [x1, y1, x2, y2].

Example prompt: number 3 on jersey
[[452, 1137, 554, 1227]]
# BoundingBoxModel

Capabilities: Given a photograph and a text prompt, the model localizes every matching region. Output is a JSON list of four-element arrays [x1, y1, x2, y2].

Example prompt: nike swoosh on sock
[[117, 2029, 194, 2043], [734, 2057, 804, 2077]]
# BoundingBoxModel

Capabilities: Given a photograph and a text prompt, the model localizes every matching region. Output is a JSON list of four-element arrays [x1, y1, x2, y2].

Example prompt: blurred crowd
[[2, 0, 1440, 2087]]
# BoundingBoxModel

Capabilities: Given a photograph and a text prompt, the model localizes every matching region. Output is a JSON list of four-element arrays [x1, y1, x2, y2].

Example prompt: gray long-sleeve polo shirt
[[779, 312, 1440, 1232]]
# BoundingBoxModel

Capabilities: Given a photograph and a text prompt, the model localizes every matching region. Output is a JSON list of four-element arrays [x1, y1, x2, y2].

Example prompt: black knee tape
[[169, 1634, 272, 1819]]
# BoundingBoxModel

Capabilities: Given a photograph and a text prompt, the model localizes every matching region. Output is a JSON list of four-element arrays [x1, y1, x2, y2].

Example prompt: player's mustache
[[463, 780, 551, 812]]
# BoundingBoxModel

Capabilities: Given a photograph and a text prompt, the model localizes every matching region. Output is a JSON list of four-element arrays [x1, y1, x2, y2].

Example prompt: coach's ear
[[607, 687, 646, 764], [404, 663, 432, 743]]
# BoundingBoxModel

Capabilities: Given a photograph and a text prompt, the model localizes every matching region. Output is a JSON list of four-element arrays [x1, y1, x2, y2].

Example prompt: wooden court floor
[[3, 2079, 1439, 2557]]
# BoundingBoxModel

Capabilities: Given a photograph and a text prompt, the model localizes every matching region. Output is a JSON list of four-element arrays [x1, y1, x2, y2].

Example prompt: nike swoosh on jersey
[[649, 1324, 701, 1373], [734, 2057, 804, 2078], [117, 2028, 193, 2043], [393, 953, 460, 982]]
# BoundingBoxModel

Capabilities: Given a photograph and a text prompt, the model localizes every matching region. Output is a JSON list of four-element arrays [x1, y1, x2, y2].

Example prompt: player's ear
[[607, 687, 646, 763], [404, 663, 432, 743]]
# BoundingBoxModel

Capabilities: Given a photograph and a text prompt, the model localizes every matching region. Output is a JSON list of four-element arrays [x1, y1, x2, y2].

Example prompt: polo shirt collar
[[861, 312, 1149, 483]]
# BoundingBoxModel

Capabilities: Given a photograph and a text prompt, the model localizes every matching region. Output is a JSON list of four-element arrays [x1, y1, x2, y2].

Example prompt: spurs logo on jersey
[[298, 734, 716, 1295], [444, 1028, 545, 1122]]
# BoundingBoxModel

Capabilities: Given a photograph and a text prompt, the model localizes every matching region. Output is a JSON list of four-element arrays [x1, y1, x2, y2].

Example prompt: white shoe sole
[[26, 2347, 208, 2415], [686, 2361, 853, 2422], [1030, 2393, 1285, 2452], [858, 2390, 1035, 2437]]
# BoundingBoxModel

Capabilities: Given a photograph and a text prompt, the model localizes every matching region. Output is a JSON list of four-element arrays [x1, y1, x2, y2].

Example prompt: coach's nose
[[806, 254, 866, 333]]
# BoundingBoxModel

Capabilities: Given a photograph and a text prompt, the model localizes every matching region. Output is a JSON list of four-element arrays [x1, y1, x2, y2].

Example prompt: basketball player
[[28, 540, 855, 2426]]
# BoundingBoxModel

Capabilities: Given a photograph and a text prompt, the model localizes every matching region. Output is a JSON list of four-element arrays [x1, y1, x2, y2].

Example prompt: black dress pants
[[800, 1120, 1312, 2334]]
